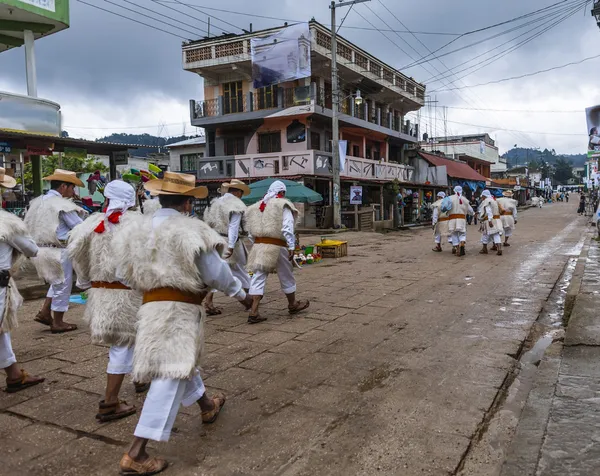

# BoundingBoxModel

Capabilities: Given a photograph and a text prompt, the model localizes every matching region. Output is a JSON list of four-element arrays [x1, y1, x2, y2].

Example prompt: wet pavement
[[1, 201, 588, 475]]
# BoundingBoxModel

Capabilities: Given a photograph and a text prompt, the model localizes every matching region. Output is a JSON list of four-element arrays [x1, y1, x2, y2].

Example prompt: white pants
[[107, 345, 134, 375], [450, 231, 467, 246], [47, 249, 73, 313], [434, 233, 442, 244], [231, 262, 251, 290], [249, 248, 296, 296], [481, 233, 502, 245], [0, 332, 17, 369], [134, 369, 206, 442], [504, 228, 513, 238]]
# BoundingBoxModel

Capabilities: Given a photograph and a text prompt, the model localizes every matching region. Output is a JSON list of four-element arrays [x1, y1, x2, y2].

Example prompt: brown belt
[[502, 211, 513, 216], [254, 237, 287, 247], [448, 214, 466, 220], [142, 287, 207, 306], [438, 217, 450, 222], [493, 215, 501, 219], [91, 281, 131, 290]]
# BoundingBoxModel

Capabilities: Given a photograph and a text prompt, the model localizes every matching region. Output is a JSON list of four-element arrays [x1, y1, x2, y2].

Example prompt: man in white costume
[[202, 179, 251, 315], [68, 180, 146, 423], [431, 191, 450, 253], [25, 169, 87, 333], [447, 186, 474, 257], [478, 190, 504, 256], [0, 168, 45, 393], [497, 190, 518, 248], [114, 172, 252, 475], [245, 180, 310, 324]]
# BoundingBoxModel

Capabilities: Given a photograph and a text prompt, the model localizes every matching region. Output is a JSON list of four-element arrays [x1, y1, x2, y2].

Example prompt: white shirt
[[43, 189, 84, 240], [0, 229, 38, 316], [152, 208, 245, 300], [282, 208, 295, 251], [432, 207, 439, 225]]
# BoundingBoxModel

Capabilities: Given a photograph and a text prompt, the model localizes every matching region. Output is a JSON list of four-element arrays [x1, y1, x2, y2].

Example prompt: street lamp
[[354, 90, 363, 106], [592, 1, 600, 28]]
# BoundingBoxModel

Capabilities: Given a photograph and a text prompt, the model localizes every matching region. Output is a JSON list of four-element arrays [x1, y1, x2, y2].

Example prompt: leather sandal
[[50, 323, 78, 334], [248, 314, 267, 324], [5, 370, 45, 393], [119, 454, 168, 476], [34, 313, 52, 326], [134, 382, 150, 394], [201, 394, 226, 424], [96, 400, 136, 423], [288, 299, 310, 315]]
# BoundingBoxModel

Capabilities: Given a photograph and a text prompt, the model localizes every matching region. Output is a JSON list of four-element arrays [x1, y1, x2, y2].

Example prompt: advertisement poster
[[585, 105, 600, 158], [251, 23, 311, 89], [350, 185, 363, 205]]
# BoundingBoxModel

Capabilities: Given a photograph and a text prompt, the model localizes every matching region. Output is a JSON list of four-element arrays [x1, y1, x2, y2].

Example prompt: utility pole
[[331, 0, 370, 228]]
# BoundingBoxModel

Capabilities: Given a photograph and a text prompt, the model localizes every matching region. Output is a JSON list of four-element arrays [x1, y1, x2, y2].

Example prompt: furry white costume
[[142, 197, 162, 215], [498, 197, 518, 236], [68, 211, 142, 347], [431, 193, 450, 246], [24, 193, 87, 285]]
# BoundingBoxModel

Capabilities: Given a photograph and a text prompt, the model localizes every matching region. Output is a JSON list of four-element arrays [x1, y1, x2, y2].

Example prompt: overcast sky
[[0, 0, 597, 154]]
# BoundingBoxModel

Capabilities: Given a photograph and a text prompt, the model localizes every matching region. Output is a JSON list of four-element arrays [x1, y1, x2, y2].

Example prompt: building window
[[256, 85, 278, 109], [353, 145, 360, 157], [223, 81, 243, 114], [324, 131, 332, 152], [180, 154, 197, 171], [224, 137, 245, 156], [310, 131, 321, 150], [258, 132, 281, 153]]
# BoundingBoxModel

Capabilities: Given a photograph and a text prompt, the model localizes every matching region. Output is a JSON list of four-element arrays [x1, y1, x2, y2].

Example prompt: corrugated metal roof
[[166, 137, 206, 148], [419, 152, 488, 182]]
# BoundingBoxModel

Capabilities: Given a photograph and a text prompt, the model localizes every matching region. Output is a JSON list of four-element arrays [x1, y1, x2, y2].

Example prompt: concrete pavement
[[1, 201, 587, 475]]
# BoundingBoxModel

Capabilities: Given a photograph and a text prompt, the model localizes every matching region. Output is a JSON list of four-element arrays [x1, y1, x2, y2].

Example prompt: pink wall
[[247, 117, 309, 154]]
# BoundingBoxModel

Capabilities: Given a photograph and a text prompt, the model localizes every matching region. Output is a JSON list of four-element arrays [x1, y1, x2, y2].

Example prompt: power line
[[76, 0, 189, 40], [156, 0, 244, 34], [121, 0, 208, 36], [443, 106, 582, 113], [433, 53, 600, 92]]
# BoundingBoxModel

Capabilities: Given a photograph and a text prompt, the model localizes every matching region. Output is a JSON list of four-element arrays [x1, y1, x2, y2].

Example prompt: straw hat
[[221, 179, 250, 196], [503, 190, 514, 197], [0, 167, 17, 189], [43, 169, 84, 187], [144, 171, 208, 198]]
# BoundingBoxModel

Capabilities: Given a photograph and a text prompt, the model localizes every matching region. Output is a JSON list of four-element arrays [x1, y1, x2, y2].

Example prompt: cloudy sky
[[0, 0, 597, 154]]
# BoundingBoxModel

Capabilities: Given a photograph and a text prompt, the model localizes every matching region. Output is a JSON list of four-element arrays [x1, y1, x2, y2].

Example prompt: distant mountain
[[502, 147, 587, 169], [94, 133, 204, 157]]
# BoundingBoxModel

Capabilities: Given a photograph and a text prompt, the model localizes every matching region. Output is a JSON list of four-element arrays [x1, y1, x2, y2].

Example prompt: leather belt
[[91, 281, 131, 290], [493, 215, 501, 219], [448, 214, 466, 220], [438, 217, 450, 222], [254, 237, 287, 247], [142, 287, 207, 306], [39, 240, 68, 249], [502, 211, 513, 216]]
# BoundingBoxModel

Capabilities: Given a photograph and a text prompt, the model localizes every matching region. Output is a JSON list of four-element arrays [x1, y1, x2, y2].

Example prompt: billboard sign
[[0, 0, 69, 27], [586, 105, 600, 159], [251, 23, 311, 89]]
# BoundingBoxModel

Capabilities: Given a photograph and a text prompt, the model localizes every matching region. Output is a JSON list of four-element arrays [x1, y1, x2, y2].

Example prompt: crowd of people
[[0, 168, 309, 475]]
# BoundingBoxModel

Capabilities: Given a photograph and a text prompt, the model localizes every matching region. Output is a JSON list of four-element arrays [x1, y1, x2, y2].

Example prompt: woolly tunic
[[67, 212, 142, 347], [479, 198, 504, 236], [431, 198, 450, 238], [113, 212, 227, 382], [24, 194, 87, 284], [447, 194, 471, 234], [203, 194, 247, 265], [497, 197, 518, 231], [245, 198, 298, 273]]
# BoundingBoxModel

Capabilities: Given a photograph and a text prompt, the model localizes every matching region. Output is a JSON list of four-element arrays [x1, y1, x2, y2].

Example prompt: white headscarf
[[437, 192, 446, 199], [105, 180, 136, 215], [481, 190, 492, 199], [259, 180, 287, 212], [453, 186, 463, 195]]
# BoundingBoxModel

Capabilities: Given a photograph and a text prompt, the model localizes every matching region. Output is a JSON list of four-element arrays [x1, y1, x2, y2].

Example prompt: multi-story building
[[421, 133, 505, 178], [180, 21, 443, 229]]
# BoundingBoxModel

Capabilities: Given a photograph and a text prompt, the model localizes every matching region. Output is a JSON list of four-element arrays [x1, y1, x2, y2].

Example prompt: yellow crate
[[316, 241, 348, 259]]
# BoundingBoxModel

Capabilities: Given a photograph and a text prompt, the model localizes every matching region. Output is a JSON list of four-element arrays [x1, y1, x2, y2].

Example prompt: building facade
[[180, 21, 446, 229]]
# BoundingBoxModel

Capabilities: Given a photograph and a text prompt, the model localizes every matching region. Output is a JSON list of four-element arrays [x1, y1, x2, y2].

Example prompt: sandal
[[288, 300, 310, 315], [205, 305, 222, 316], [5, 370, 45, 394], [134, 382, 150, 394], [248, 314, 267, 324], [50, 323, 78, 334], [96, 400, 137, 423], [432, 247, 442, 252], [119, 454, 168, 476], [201, 394, 226, 424], [34, 314, 53, 326], [504, 243, 511, 247]]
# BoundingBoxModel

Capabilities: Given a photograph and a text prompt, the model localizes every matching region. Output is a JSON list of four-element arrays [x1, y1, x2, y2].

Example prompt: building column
[[31, 155, 42, 197], [380, 184, 384, 221], [24, 30, 37, 98], [362, 136, 367, 159], [354, 181, 359, 230]]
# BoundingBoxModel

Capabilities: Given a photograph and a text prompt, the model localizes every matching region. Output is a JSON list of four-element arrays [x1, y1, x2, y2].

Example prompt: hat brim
[[0, 176, 17, 189], [224, 183, 251, 196], [144, 179, 208, 199], [43, 173, 84, 187]]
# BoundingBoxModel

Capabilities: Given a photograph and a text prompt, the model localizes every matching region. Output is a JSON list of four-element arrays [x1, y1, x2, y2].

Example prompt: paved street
[[1, 201, 588, 476]]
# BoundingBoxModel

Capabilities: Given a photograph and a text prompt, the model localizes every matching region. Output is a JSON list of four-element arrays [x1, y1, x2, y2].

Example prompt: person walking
[[25, 169, 87, 333], [431, 192, 449, 252], [578, 193, 586, 215], [447, 186, 474, 257], [497, 191, 518, 248], [478, 190, 504, 256]]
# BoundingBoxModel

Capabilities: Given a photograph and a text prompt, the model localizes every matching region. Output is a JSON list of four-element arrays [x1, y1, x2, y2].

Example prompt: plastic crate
[[317, 240, 348, 259]]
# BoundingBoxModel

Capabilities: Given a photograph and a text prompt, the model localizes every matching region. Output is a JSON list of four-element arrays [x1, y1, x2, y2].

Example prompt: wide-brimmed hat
[[503, 191, 514, 197], [43, 169, 84, 187], [0, 167, 17, 189], [222, 179, 250, 196], [144, 171, 208, 198]]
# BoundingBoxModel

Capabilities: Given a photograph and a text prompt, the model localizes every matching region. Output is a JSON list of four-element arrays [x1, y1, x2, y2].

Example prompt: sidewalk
[[502, 236, 600, 475]]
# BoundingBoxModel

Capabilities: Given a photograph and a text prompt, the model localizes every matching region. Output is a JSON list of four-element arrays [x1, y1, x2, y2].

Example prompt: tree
[[553, 157, 573, 184], [19, 155, 108, 191]]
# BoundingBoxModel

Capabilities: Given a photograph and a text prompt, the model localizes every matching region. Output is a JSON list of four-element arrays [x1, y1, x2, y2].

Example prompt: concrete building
[[180, 21, 442, 229], [421, 133, 505, 178], [166, 136, 206, 172]]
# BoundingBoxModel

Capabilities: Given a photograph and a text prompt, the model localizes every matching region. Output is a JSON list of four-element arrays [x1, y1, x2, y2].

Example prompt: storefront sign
[[26, 145, 53, 156], [350, 185, 363, 205], [112, 151, 129, 166], [0, 142, 11, 154]]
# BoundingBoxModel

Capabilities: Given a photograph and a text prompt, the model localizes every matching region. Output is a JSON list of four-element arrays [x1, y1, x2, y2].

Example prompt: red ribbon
[[259, 192, 285, 212], [94, 212, 123, 234]]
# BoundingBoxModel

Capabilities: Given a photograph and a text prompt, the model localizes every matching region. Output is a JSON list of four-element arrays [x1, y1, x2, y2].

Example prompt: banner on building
[[586, 105, 600, 158], [350, 185, 363, 205], [339, 140, 347, 173], [251, 23, 311, 89]]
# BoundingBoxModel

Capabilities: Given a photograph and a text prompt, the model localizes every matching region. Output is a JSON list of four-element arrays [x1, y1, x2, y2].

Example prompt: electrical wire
[[443, 106, 582, 113], [155, 0, 244, 34], [121, 0, 208, 36]]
